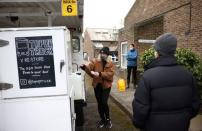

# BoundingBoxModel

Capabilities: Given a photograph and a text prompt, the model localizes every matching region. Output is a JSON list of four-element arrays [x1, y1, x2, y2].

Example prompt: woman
[[80, 47, 114, 129]]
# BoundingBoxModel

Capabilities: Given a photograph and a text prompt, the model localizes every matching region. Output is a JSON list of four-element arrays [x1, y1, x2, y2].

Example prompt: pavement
[[77, 75, 138, 131], [80, 66, 202, 131], [110, 72, 202, 131], [110, 74, 135, 120]]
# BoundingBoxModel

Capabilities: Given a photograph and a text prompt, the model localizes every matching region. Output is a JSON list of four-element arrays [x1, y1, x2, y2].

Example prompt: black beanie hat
[[154, 33, 177, 56], [100, 47, 110, 55]]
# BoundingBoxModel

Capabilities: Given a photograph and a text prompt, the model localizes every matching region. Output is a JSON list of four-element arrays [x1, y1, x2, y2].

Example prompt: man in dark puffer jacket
[[132, 33, 201, 131]]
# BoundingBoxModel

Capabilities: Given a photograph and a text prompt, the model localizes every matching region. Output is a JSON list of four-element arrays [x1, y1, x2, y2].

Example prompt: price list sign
[[15, 36, 56, 89]]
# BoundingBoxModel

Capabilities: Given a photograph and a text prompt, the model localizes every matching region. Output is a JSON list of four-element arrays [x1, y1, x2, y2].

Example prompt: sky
[[84, 0, 135, 30]]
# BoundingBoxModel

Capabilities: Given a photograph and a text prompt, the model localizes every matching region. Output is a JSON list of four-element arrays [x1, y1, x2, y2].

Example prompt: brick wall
[[164, 4, 190, 48], [117, 0, 202, 83], [189, 0, 201, 57], [189, 0, 202, 57], [118, 27, 135, 46], [163, 0, 202, 57], [124, 0, 202, 57], [136, 18, 164, 68], [125, 0, 190, 27], [118, 18, 163, 68], [118, 27, 134, 65]]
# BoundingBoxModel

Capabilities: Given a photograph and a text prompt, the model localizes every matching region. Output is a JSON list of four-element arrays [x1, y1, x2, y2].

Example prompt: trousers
[[94, 83, 111, 121]]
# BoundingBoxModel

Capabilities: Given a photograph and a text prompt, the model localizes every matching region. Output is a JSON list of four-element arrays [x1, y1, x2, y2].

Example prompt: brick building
[[84, 28, 118, 62], [118, 0, 202, 130], [118, 0, 202, 70]]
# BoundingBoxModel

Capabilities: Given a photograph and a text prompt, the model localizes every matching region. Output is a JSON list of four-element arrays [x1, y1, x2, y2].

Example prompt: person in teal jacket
[[126, 44, 138, 89]]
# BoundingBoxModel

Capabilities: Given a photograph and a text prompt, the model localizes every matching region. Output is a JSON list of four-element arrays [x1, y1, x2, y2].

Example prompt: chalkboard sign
[[15, 36, 56, 89]]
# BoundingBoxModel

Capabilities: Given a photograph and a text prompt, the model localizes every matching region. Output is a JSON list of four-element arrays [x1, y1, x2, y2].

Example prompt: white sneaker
[[97, 120, 105, 128], [105, 119, 112, 129]]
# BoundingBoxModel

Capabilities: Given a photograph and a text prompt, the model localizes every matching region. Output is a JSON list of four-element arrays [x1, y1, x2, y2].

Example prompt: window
[[72, 37, 80, 53], [121, 41, 128, 68]]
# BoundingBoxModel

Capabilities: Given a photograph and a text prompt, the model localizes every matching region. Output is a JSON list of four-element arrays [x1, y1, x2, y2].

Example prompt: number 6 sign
[[61, 0, 78, 16]]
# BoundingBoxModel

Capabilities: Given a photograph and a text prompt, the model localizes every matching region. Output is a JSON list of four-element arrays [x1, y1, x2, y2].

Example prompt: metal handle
[[72, 63, 78, 71], [0, 83, 13, 90], [72, 113, 76, 121], [60, 60, 65, 72], [0, 39, 9, 47]]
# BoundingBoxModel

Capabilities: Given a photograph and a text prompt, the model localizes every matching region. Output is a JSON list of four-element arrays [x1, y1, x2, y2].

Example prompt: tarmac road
[[76, 75, 139, 131]]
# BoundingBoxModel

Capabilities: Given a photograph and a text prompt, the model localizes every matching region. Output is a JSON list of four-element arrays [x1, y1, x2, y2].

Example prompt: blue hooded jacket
[[127, 49, 137, 67]]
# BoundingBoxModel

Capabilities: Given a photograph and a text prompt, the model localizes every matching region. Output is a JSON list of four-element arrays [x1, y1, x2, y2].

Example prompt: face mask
[[101, 54, 108, 61], [130, 48, 134, 50]]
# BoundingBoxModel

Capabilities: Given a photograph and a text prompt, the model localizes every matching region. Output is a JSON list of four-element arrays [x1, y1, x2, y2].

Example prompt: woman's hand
[[80, 64, 86, 70], [90, 71, 99, 77]]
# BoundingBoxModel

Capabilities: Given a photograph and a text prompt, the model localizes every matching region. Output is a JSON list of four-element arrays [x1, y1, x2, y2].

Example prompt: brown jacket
[[84, 56, 114, 89]]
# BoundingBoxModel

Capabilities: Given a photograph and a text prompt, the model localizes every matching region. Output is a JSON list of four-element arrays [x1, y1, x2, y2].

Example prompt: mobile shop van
[[0, 26, 85, 131]]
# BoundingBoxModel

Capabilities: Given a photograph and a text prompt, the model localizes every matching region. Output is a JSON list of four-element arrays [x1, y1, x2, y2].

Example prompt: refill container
[[117, 79, 126, 92]]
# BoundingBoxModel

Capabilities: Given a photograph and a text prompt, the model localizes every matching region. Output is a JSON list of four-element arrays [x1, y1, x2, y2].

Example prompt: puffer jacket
[[132, 56, 201, 131], [127, 49, 138, 67], [84, 56, 114, 89]]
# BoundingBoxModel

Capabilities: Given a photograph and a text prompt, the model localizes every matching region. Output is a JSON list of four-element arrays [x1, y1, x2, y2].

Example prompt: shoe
[[97, 120, 105, 128], [105, 119, 112, 129]]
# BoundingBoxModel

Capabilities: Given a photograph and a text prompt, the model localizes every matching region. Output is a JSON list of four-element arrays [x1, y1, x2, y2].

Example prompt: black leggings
[[127, 66, 137, 86], [94, 84, 111, 121]]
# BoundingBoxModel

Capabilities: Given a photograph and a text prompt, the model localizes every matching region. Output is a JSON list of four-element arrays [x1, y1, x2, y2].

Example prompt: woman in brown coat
[[80, 47, 114, 129]]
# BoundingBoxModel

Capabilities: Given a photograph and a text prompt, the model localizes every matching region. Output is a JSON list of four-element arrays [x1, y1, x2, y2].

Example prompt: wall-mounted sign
[[61, 0, 78, 16], [15, 36, 56, 89]]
